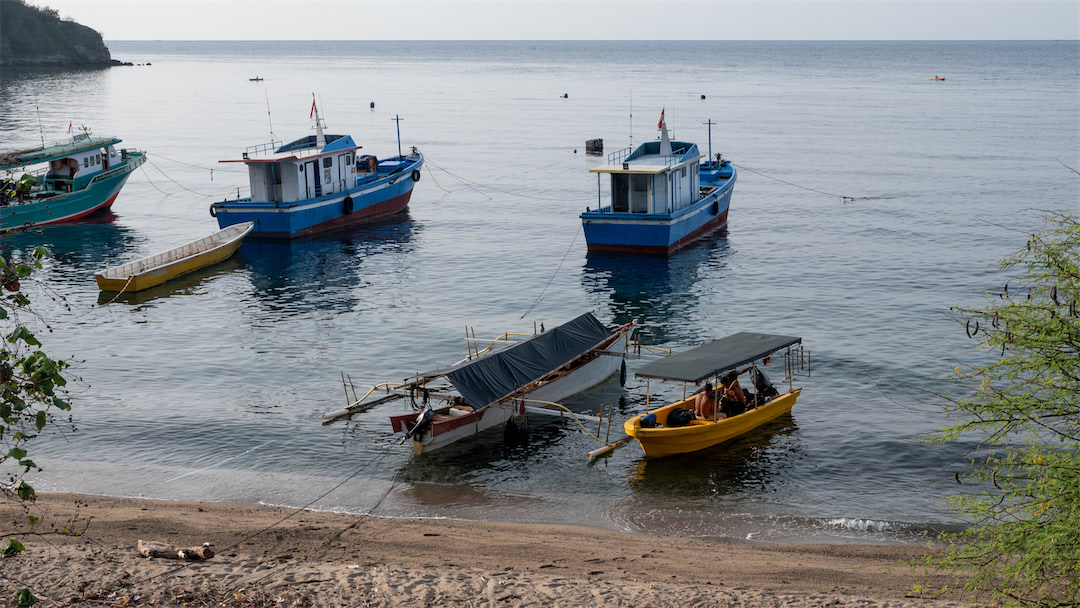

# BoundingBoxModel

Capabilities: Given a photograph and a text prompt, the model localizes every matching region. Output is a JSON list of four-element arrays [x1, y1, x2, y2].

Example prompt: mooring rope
[[731, 162, 885, 205], [520, 225, 580, 319]]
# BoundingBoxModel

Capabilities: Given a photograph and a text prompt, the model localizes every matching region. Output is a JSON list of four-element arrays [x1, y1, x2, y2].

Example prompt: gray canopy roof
[[442, 313, 614, 408], [636, 332, 801, 383]]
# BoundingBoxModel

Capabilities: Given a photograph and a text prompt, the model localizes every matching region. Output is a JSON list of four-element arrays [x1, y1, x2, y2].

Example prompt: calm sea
[[1, 41, 1077, 543]]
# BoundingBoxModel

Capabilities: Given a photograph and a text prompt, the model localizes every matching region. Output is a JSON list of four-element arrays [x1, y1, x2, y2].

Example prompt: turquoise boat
[[0, 131, 145, 231]]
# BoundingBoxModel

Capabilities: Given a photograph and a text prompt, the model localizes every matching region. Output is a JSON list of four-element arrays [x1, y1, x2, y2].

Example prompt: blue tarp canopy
[[439, 313, 613, 408], [636, 332, 801, 383]]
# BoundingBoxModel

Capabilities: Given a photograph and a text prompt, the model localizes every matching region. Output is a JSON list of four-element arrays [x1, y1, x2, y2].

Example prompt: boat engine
[[405, 408, 435, 439]]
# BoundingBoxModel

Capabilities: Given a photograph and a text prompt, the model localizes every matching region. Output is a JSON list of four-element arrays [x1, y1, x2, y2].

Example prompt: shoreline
[[1, 492, 962, 607]]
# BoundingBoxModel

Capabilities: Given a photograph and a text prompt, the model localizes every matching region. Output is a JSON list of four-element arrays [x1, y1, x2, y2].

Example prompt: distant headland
[[0, 0, 130, 67]]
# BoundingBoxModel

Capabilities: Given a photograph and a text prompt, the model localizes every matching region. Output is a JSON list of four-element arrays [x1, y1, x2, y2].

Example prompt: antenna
[[35, 105, 45, 146], [265, 90, 275, 142], [629, 89, 633, 149]]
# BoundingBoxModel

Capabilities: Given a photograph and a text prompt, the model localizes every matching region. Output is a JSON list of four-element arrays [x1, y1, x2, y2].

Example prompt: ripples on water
[[2, 41, 1076, 543]]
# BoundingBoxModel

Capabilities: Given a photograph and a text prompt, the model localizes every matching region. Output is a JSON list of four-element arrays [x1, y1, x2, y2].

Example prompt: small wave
[[824, 517, 898, 532]]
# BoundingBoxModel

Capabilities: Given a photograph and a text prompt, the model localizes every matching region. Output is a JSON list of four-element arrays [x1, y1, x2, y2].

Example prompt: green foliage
[[1, 246, 70, 604], [0, 0, 111, 66], [932, 211, 1079, 607]]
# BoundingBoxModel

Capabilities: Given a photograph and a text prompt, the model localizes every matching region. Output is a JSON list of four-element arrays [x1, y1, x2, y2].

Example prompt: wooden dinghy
[[624, 332, 809, 458], [95, 221, 254, 292]]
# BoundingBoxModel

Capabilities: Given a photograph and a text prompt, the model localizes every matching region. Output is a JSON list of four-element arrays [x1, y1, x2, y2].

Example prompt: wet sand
[[0, 493, 961, 607]]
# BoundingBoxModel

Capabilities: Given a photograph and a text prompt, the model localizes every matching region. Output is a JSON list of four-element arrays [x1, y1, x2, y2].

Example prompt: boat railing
[[606, 147, 633, 166], [243, 140, 284, 158]]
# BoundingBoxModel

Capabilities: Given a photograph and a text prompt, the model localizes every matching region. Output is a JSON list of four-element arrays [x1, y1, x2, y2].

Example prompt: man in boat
[[719, 371, 748, 418], [695, 382, 717, 420]]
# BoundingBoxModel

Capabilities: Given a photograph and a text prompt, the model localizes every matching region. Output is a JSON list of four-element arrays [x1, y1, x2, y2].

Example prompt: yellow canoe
[[95, 221, 254, 292], [624, 389, 800, 458]]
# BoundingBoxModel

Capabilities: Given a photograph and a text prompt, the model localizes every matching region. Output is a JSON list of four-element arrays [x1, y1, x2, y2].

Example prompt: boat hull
[[212, 155, 423, 239], [581, 172, 735, 254], [95, 221, 254, 292], [391, 330, 632, 455], [0, 152, 144, 231], [624, 389, 800, 458]]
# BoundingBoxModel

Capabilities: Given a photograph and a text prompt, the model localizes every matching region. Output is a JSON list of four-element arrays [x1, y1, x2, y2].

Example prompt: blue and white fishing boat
[[210, 100, 424, 238], [1, 129, 145, 231], [580, 110, 735, 254]]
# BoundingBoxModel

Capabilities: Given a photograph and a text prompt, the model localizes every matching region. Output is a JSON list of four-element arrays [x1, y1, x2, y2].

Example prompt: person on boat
[[719, 371, 748, 418], [695, 382, 717, 420]]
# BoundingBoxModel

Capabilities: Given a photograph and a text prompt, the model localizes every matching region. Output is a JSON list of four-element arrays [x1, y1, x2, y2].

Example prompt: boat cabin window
[[610, 174, 629, 212], [630, 174, 649, 213], [323, 157, 332, 169]]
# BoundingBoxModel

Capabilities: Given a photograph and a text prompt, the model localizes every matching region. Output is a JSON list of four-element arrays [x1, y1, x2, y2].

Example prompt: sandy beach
[[0, 492, 962, 607]]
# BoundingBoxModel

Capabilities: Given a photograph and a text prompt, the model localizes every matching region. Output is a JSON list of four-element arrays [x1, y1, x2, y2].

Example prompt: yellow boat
[[95, 221, 254, 292], [624, 332, 809, 458]]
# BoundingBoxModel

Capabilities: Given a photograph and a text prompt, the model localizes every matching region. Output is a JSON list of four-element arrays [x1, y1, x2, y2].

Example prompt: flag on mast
[[67, 121, 72, 134], [310, 97, 317, 119], [657, 108, 665, 129]]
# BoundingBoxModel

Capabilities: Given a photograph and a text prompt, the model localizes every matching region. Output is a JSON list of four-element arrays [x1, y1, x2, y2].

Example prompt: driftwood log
[[137, 539, 214, 560]]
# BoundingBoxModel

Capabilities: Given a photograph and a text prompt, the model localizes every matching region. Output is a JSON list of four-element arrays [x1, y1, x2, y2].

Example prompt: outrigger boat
[[327, 313, 636, 455], [580, 110, 735, 254], [1, 129, 145, 231], [95, 221, 254, 293], [624, 332, 809, 458], [210, 98, 423, 238]]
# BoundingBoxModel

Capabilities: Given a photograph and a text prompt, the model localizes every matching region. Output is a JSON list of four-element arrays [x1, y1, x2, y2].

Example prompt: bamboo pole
[[340, 371, 350, 408], [587, 436, 632, 460], [596, 404, 604, 438], [604, 402, 613, 443]]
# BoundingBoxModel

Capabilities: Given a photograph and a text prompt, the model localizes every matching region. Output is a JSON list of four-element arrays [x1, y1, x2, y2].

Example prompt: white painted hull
[[403, 329, 633, 454]]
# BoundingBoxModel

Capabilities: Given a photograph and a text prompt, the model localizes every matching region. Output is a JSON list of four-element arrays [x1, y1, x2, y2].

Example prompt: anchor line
[[118, 438, 403, 593], [144, 157, 218, 197], [146, 151, 244, 174], [731, 162, 884, 205], [425, 157, 591, 203], [520, 225, 580, 319]]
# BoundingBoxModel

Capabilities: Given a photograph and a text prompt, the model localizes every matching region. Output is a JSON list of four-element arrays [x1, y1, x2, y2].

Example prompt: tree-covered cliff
[[0, 0, 114, 67]]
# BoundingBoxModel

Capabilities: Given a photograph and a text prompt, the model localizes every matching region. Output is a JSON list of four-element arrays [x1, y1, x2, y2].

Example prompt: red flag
[[657, 108, 664, 129], [67, 121, 72, 134], [310, 98, 317, 119]]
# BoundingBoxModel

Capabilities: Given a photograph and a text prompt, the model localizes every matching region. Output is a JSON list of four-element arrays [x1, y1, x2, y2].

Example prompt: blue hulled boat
[[211, 101, 423, 238], [1, 130, 145, 231], [580, 112, 735, 254]]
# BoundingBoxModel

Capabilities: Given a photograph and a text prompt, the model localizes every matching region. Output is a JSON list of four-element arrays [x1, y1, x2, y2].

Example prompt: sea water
[[1, 40, 1077, 543]]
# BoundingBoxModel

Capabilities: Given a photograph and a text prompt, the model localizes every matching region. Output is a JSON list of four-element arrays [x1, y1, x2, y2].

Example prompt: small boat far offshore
[[580, 110, 736, 254], [1, 129, 145, 231], [95, 221, 254, 293], [210, 97, 423, 238]]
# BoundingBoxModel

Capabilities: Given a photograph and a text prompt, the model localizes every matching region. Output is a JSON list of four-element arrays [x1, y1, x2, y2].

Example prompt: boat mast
[[392, 114, 403, 158], [311, 93, 326, 148], [704, 118, 714, 165]]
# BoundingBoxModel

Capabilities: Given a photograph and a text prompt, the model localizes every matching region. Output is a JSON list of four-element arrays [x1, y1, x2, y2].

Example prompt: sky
[[37, 0, 1080, 41]]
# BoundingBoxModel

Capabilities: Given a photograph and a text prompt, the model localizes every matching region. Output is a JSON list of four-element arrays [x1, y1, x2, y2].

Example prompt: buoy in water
[[701, 94, 706, 99], [370, 101, 375, 108]]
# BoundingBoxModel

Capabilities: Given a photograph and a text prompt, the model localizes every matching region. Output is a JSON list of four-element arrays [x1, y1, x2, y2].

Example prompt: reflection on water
[[96, 255, 248, 306], [627, 414, 801, 500], [2, 221, 141, 288], [240, 213, 417, 315], [582, 235, 731, 344]]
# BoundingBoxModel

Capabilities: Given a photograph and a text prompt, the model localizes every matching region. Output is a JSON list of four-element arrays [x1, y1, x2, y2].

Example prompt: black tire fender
[[343, 196, 354, 214], [411, 169, 421, 182], [619, 360, 627, 386], [209, 204, 217, 218]]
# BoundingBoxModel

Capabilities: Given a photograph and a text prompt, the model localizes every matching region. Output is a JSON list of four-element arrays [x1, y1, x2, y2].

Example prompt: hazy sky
[[41, 0, 1079, 41]]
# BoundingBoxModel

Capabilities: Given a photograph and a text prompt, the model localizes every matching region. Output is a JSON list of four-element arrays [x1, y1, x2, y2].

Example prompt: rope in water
[[731, 162, 886, 204], [520, 225, 580, 319]]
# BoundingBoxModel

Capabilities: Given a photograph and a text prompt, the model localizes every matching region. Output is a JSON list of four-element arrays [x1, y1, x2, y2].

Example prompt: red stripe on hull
[[282, 189, 414, 238], [585, 209, 729, 255], [34, 192, 120, 227]]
